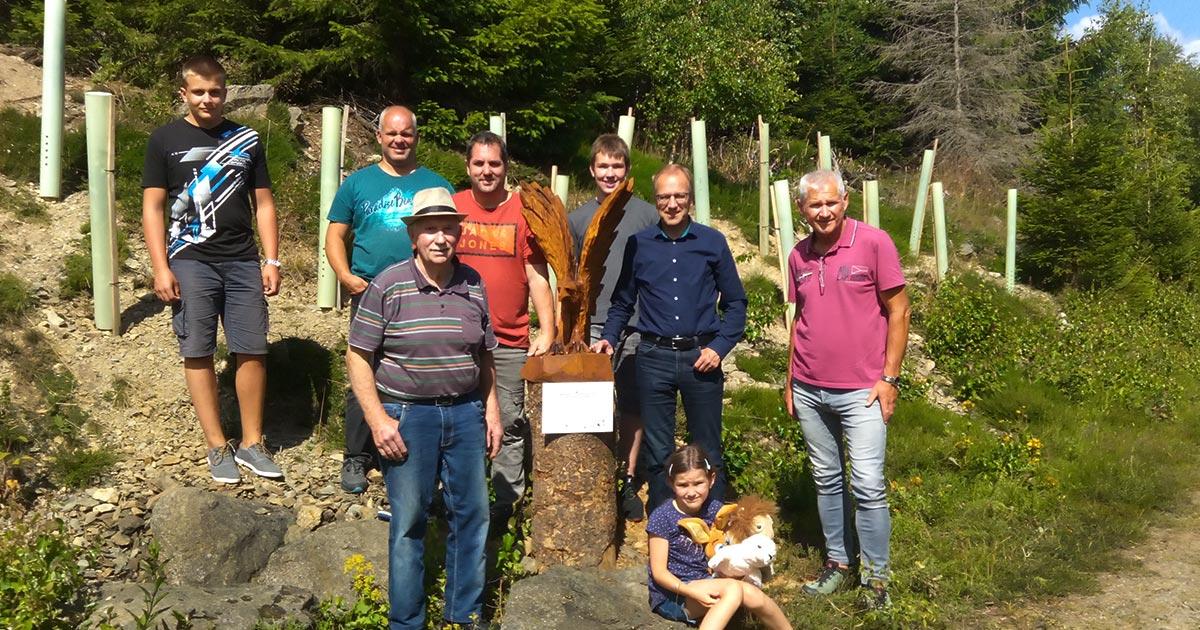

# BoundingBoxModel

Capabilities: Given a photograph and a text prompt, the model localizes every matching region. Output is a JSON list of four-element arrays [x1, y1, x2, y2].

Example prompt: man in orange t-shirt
[[452, 131, 556, 524]]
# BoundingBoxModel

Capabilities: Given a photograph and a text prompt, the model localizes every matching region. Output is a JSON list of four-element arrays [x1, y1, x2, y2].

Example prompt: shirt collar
[[655, 218, 695, 241], [407, 257, 470, 296], [805, 218, 859, 256]]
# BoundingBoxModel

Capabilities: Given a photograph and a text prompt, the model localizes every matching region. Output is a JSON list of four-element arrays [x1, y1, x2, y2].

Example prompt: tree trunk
[[522, 353, 618, 568]]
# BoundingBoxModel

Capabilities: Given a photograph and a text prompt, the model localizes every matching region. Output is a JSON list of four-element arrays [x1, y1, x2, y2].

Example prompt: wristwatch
[[881, 374, 900, 388], [263, 258, 282, 269]]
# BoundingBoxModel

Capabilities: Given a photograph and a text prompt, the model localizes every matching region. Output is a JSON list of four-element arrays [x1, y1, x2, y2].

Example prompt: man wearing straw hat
[[325, 105, 454, 494], [785, 169, 910, 610], [347, 186, 501, 629]]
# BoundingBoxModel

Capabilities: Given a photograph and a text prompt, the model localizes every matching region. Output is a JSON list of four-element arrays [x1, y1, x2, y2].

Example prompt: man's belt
[[643, 333, 717, 351], [379, 392, 473, 407]]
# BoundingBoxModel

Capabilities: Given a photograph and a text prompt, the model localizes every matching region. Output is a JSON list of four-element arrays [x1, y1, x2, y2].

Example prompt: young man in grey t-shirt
[[567, 134, 658, 520]]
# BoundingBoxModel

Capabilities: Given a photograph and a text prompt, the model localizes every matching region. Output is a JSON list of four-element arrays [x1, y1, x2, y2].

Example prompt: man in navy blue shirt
[[591, 164, 747, 510]]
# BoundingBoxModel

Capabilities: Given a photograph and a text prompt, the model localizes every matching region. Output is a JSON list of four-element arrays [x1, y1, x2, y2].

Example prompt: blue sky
[[1066, 0, 1200, 58]]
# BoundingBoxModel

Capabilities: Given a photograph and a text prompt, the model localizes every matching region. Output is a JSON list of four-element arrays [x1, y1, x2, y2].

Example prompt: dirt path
[[980, 493, 1200, 629]]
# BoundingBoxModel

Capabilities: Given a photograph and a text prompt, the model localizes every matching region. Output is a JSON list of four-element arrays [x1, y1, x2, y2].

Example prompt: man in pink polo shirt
[[785, 169, 910, 610]]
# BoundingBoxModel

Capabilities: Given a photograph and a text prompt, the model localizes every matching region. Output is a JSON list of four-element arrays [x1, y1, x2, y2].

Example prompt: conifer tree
[[1021, 0, 1199, 289], [874, 0, 1036, 175]]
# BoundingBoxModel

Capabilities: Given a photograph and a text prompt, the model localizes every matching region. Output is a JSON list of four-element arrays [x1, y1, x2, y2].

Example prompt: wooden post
[[524, 356, 618, 568]]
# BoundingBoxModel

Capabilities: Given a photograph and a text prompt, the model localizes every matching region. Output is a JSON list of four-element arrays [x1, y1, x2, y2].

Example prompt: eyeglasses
[[655, 193, 691, 204]]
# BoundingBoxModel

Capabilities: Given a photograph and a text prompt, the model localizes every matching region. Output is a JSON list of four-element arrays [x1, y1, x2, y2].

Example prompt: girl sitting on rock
[[645, 444, 792, 629]]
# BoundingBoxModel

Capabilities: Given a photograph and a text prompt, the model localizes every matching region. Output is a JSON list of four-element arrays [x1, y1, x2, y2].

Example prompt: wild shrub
[[0, 273, 31, 324], [741, 273, 785, 344], [922, 273, 1049, 399], [0, 184, 48, 222], [0, 520, 92, 628], [734, 342, 788, 385]]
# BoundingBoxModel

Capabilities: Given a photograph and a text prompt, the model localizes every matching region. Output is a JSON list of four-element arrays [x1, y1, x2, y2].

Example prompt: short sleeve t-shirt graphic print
[[142, 118, 270, 262]]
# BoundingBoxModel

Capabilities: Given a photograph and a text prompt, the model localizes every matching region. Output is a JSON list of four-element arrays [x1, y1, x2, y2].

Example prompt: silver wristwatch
[[881, 374, 900, 388], [263, 258, 282, 268]]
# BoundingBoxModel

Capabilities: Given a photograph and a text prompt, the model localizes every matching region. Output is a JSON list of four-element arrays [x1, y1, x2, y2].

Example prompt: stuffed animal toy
[[707, 533, 777, 588], [678, 496, 780, 586], [677, 504, 739, 558]]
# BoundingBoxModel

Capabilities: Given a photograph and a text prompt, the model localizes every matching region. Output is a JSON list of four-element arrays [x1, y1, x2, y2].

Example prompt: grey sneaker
[[802, 559, 849, 595], [234, 442, 283, 478], [207, 442, 240, 484], [341, 455, 369, 494], [865, 578, 891, 610]]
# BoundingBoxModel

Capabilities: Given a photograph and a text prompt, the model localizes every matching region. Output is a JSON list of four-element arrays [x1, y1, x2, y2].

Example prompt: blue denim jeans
[[638, 342, 727, 511], [791, 380, 891, 584], [380, 397, 489, 629]]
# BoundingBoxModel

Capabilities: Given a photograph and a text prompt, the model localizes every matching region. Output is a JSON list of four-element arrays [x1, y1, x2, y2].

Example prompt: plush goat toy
[[708, 533, 777, 587], [679, 496, 780, 587]]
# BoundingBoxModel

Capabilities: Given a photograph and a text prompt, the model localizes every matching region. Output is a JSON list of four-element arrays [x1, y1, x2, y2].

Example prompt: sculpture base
[[524, 353, 617, 569]]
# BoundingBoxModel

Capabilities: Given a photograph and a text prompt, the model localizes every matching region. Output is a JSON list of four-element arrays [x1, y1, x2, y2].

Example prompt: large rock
[[254, 519, 389, 601], [149, 487, 290, 586], [501, 566, 681, 629], [90, 582, 315, 629], [174, 84, 274, 118], [225, 84, 275, 109]]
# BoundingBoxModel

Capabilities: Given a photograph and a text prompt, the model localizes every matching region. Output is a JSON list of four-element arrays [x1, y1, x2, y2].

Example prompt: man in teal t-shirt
[[324, 104, 454, 493]]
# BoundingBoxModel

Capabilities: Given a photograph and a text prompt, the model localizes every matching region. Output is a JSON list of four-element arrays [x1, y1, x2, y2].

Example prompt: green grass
[[0, 108, 88, 193], [0, 273, 31, 324], [0, 329, 112, 495], [0, 185, 48, 222], [710, 271, 1200, 627], [50, 446, 119, 489], [734, 342, 788, 385]]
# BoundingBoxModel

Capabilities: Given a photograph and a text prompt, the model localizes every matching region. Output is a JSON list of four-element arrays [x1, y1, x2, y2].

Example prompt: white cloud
[[1153, 13, 1200, 60], [1066, 11, 1200, 60], [1065, 14, 1104, 40]]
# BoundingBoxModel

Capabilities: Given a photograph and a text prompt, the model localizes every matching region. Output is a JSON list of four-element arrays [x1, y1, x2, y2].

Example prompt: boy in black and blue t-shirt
[[141, 54, 283, 484]]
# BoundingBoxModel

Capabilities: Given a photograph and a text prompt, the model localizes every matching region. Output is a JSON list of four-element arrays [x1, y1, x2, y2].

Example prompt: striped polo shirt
[[349, 258, 497, 398]]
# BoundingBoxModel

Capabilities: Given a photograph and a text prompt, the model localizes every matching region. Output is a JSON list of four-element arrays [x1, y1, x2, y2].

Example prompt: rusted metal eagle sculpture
[[519, 178, 635, 354]]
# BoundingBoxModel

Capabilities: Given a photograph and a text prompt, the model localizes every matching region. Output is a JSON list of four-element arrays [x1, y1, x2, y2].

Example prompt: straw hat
[[401, 188, 468, 225]]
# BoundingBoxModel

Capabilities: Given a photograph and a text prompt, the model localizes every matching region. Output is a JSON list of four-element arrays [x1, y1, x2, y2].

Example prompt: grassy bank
[[717, 271, 1200, 627]]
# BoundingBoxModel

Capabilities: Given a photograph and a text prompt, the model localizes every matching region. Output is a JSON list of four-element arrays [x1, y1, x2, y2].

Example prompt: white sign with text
[[541, 381, 614, 434]]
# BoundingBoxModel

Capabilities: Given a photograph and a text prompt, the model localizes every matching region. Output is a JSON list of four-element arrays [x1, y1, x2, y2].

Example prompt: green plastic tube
[[932, 182, 948, 279], [758, 119, 770, 256], [317, 107, 342, 309], [86, 91, 120, 332], [39, 0, 66, 199], [908, 149, 936, 255], [1006, 189, 1017, 292], [691, 119, 710, 225]]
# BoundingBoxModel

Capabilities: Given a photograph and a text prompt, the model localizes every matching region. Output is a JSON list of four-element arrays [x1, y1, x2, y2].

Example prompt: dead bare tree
[[873, 0, 1036, 176]]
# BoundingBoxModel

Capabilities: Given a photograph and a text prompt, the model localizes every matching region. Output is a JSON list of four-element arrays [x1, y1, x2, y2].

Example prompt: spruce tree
[[1021, 0, 1199, 289]]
